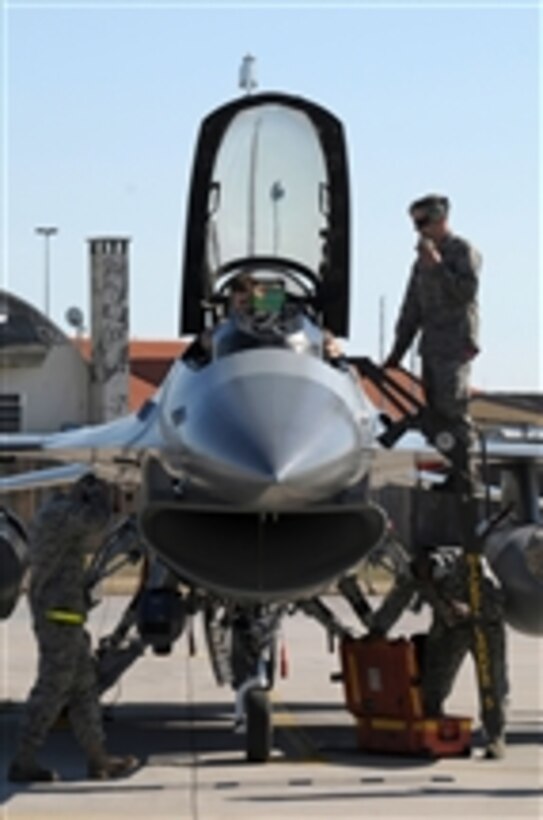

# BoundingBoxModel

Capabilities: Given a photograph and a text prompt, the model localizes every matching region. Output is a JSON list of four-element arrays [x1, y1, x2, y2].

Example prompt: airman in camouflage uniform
[[8, 475, 138, 783], [369, 547, 508, 759], [385, 195, 481, 473]]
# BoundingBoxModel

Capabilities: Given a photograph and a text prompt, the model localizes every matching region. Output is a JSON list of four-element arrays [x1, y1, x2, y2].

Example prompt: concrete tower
[[89, 237, 130, 422]]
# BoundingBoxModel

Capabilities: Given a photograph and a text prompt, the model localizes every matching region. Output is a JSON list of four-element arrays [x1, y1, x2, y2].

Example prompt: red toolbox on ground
[[339, 636, 472, 758]]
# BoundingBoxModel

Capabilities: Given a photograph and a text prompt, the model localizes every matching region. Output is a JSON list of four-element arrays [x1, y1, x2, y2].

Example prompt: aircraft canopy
[[180, 93, 350, 335]]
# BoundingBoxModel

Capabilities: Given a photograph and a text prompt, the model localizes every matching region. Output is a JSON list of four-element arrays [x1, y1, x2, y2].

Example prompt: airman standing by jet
[[384, 194, 482, 486], [8, 475, 138, 783], [368, 545, 509, 759]]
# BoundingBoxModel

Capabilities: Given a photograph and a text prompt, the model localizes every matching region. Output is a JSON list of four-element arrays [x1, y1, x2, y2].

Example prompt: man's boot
[[87, 753, 139, 780], [484, 736, 506, 760], [8, 756, 58, 783]]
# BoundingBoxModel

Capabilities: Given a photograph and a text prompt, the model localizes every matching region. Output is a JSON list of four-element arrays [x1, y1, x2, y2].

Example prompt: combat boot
[[87, 754, 139, 780], [484, 737, 506, 760], [8, 758, 58, 783]]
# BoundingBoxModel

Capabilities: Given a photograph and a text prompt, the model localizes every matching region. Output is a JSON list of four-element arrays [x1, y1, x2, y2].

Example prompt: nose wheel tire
[[245, 687, 272, 763]]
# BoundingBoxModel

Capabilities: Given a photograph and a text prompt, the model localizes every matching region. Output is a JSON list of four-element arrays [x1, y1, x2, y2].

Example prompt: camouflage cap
[[70, 474, 111, 523], [71, 473, 105, 499], [409, 194, 450, 221]]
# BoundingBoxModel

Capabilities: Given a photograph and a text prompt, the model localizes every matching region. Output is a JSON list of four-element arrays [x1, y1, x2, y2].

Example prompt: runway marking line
[[271, 693, 325, 763]]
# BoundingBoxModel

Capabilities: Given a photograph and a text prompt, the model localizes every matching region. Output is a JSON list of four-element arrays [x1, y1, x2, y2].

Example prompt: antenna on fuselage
[[239, 54, 257, 95]]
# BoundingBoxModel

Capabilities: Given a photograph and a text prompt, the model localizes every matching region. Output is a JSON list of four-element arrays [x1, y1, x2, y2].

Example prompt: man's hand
[[450, 600, 471, 620], [442, 599, 471, 627], [416, 237, 442, 268], [323, 331, 343, 359], [383, 351, 400, 369]]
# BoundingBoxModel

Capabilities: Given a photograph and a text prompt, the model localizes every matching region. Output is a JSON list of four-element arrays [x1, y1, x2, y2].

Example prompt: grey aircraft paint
[[139, 346, 384, 601]]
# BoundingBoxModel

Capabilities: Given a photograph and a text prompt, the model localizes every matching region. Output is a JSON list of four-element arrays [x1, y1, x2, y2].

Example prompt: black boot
[[87, 754, 139, 780], [8, 759, 58, 783], [484, 737, 506, 760]]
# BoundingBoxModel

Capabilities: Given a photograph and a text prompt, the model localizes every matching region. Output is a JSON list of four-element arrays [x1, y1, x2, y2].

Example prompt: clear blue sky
[[2, 1, 541, 390]]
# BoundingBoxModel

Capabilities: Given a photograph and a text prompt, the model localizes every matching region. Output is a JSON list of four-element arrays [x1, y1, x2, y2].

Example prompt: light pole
[[35, 226, 58, 317]]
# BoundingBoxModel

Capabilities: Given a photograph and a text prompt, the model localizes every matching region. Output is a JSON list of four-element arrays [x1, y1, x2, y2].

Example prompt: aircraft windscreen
[[206, 105, 329, 287]]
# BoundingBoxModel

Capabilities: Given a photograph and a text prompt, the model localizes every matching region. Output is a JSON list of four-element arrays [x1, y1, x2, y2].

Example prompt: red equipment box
[[340, 636, 472, 758]]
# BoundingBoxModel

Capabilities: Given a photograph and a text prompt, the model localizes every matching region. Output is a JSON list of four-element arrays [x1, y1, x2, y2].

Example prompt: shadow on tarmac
[[2, 698, 542, 807]]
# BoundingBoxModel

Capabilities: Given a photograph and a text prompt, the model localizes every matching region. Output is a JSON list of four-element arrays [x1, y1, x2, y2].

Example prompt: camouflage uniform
[[390, 233, 482, 448], [12, 479, 111, 768], [370, 550, 508, 744]]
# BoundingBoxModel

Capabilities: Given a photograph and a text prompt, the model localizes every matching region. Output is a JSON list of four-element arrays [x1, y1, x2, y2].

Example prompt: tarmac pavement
[[1, 595, 542, 819]]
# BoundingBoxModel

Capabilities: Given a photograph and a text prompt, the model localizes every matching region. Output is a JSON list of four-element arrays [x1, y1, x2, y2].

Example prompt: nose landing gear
[[205, 601, 280, 762], [240, 684, 273, 763]]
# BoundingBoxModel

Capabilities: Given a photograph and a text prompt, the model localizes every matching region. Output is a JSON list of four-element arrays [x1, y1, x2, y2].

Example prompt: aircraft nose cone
[[203, 378, 346, 480], [177, 354, 368, 507]]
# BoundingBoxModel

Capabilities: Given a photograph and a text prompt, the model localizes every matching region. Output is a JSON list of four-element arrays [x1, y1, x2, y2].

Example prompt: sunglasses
[[413, 215, 432, 229]]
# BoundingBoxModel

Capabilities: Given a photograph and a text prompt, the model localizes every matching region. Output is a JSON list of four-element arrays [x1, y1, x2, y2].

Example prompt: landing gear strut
[[231, 607, 279, 763], [204, 601, 282, 763]]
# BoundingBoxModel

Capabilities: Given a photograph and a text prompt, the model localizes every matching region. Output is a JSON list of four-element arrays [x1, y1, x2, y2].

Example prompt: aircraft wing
[[371, 426, 543, 488], [479, 435, 543, 464], [0, 400, 164, 492], [0, 464, 92, 493]]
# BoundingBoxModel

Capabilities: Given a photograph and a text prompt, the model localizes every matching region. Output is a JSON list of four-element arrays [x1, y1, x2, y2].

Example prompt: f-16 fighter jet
[[1, 90, 542, 762]]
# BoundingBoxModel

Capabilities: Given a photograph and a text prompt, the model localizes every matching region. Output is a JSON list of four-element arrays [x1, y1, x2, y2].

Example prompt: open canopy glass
[[207, 104, 329, 286], [180, 93, 350, 335]]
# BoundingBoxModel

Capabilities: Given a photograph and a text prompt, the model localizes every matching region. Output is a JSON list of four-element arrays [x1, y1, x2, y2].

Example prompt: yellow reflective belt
[[45, 609, 85, 625]]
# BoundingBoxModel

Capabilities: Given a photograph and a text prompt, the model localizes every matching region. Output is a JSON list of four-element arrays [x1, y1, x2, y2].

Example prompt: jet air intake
[[140, 501, 385, 602]]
